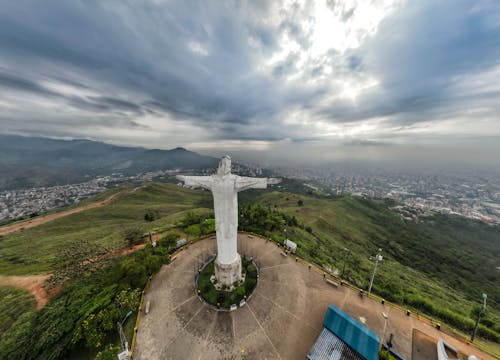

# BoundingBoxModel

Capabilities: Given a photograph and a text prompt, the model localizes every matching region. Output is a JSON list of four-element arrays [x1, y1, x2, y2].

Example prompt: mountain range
[[0, 134, 218, 190]]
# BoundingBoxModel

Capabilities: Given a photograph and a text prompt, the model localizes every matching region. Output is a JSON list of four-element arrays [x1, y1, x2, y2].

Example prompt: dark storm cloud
[[0, 1, 280, 125], [0, 72, 47, 94], [66, 96, 144, 115], [0, 0, 499, 147]]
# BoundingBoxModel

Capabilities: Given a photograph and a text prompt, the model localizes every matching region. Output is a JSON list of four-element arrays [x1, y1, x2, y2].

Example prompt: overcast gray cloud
[[0, 0, 499, 166]]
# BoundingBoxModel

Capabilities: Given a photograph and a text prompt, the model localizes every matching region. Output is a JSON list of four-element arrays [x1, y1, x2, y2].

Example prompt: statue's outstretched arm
[[235, 177, 281, 192], [176, 175, 213, 190]]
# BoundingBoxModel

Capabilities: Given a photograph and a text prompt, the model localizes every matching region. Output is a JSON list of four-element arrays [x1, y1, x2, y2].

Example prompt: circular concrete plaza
[[134, 234, 495, 360]]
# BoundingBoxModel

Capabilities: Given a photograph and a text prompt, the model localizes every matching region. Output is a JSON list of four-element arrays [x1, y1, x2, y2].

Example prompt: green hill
[[0, 182, 498, 358], [239, 191, 499, 335], [0, 183, 210, 275]]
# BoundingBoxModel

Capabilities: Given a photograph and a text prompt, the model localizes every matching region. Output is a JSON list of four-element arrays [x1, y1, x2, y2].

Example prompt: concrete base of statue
[[212, 253, 243, 291]]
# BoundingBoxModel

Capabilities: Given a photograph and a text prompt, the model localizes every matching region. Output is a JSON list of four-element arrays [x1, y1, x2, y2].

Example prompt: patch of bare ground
[[0, 274, 53, 310]]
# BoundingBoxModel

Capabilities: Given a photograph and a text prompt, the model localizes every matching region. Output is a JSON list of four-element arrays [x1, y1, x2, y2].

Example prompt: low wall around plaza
[[130, 232, 498, 360]]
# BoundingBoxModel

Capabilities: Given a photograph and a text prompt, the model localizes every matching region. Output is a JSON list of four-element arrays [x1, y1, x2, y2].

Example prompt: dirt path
[[85, 241, 150, 265], [0, 186, 142, 237], [0, 274, 52, 310]]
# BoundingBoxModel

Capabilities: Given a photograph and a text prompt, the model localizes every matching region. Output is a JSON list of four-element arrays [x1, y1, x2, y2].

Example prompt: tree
[[181, 211, 199, 227], [118, 258, 148, 288], [297, 199, 304, 206], [124, 227, 144, 246], [144, 209, 157, 222], [200, 218, 216, 234], [159, 233, 180, 248], [185, 224, 201, 238]]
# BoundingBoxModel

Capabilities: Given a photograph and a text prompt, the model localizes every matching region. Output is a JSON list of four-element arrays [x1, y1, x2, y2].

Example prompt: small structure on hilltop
[[308, 304, 380, 360], [175, 238, 187, 249], [284, 238, 297, 253], [177, 155, 280, 290]]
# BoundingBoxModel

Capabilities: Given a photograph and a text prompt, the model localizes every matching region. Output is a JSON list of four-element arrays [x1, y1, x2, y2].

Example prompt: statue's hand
[[267, 178, 281, 185]]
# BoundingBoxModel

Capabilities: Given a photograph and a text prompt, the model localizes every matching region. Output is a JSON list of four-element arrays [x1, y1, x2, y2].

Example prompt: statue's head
[[217, 155, 231, 175]]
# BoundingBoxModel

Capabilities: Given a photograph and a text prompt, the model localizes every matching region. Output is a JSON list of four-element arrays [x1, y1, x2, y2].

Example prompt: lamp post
[[117, 311, 133, 360], [471, 293, 487, 342], [368, 248, 383, 295], [381, 312, 389, 348], [341, 248, 350, 278]]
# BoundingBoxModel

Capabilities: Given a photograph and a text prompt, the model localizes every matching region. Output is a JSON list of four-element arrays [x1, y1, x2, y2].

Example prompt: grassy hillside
[[248, 192, 500, 302], [239, 191, 500, 340], [0, 183, 211, 275], [0, 286, 36, 335], [0, 182, 498, 353]]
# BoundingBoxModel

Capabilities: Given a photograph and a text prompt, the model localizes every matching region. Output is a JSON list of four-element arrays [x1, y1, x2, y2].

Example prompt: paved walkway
[[134, 234, 495, 360]]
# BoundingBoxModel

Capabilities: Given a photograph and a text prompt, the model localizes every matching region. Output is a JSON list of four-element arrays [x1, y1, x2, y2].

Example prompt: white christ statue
[[177, 155, 280, 289]]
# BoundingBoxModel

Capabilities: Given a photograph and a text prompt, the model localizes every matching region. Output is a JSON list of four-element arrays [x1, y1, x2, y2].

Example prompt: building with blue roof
[[307, 305, 380, 360]]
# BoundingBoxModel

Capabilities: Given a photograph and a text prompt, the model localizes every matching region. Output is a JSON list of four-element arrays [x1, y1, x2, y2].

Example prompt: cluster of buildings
[[0, 169, 183, 223], [275, 167, 500, 224], [0, 179, 108, 222], [3, 160, 499, 226]]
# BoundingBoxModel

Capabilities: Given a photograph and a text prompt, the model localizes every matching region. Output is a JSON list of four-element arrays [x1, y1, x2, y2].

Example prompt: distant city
[[1, 164, 499, 225], [0, 171, 174, 223], [274, 166, 500, 224], [0, 164, 262, 224]]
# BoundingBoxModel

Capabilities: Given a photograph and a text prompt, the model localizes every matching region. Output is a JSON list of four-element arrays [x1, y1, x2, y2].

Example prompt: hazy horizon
[[1, 1, 499, 170], [3, 132, 500, 176]]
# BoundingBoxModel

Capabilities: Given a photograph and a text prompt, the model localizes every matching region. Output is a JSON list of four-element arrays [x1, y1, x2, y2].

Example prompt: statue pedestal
[[214, 253, 243, 291]]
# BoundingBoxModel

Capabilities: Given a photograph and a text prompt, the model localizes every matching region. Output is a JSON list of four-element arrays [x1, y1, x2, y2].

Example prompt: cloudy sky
[[1, 0, 499, 167]]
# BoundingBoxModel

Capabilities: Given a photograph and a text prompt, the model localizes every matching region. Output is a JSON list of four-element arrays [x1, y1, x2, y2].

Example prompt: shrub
[[95, 345, 121, 360], [124, 228, 144, 246], [0, 246, 169, 360], [185, 224, 201, 238], [200, 218, 216, 234], [144, 210, 157, 222], [158, 233, 179, 248], [378, 349, 397, 360]]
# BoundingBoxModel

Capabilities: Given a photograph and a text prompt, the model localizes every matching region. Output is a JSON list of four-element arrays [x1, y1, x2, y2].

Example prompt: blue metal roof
[[307, 328, 365, 360], [323, 305, 380, 360]]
